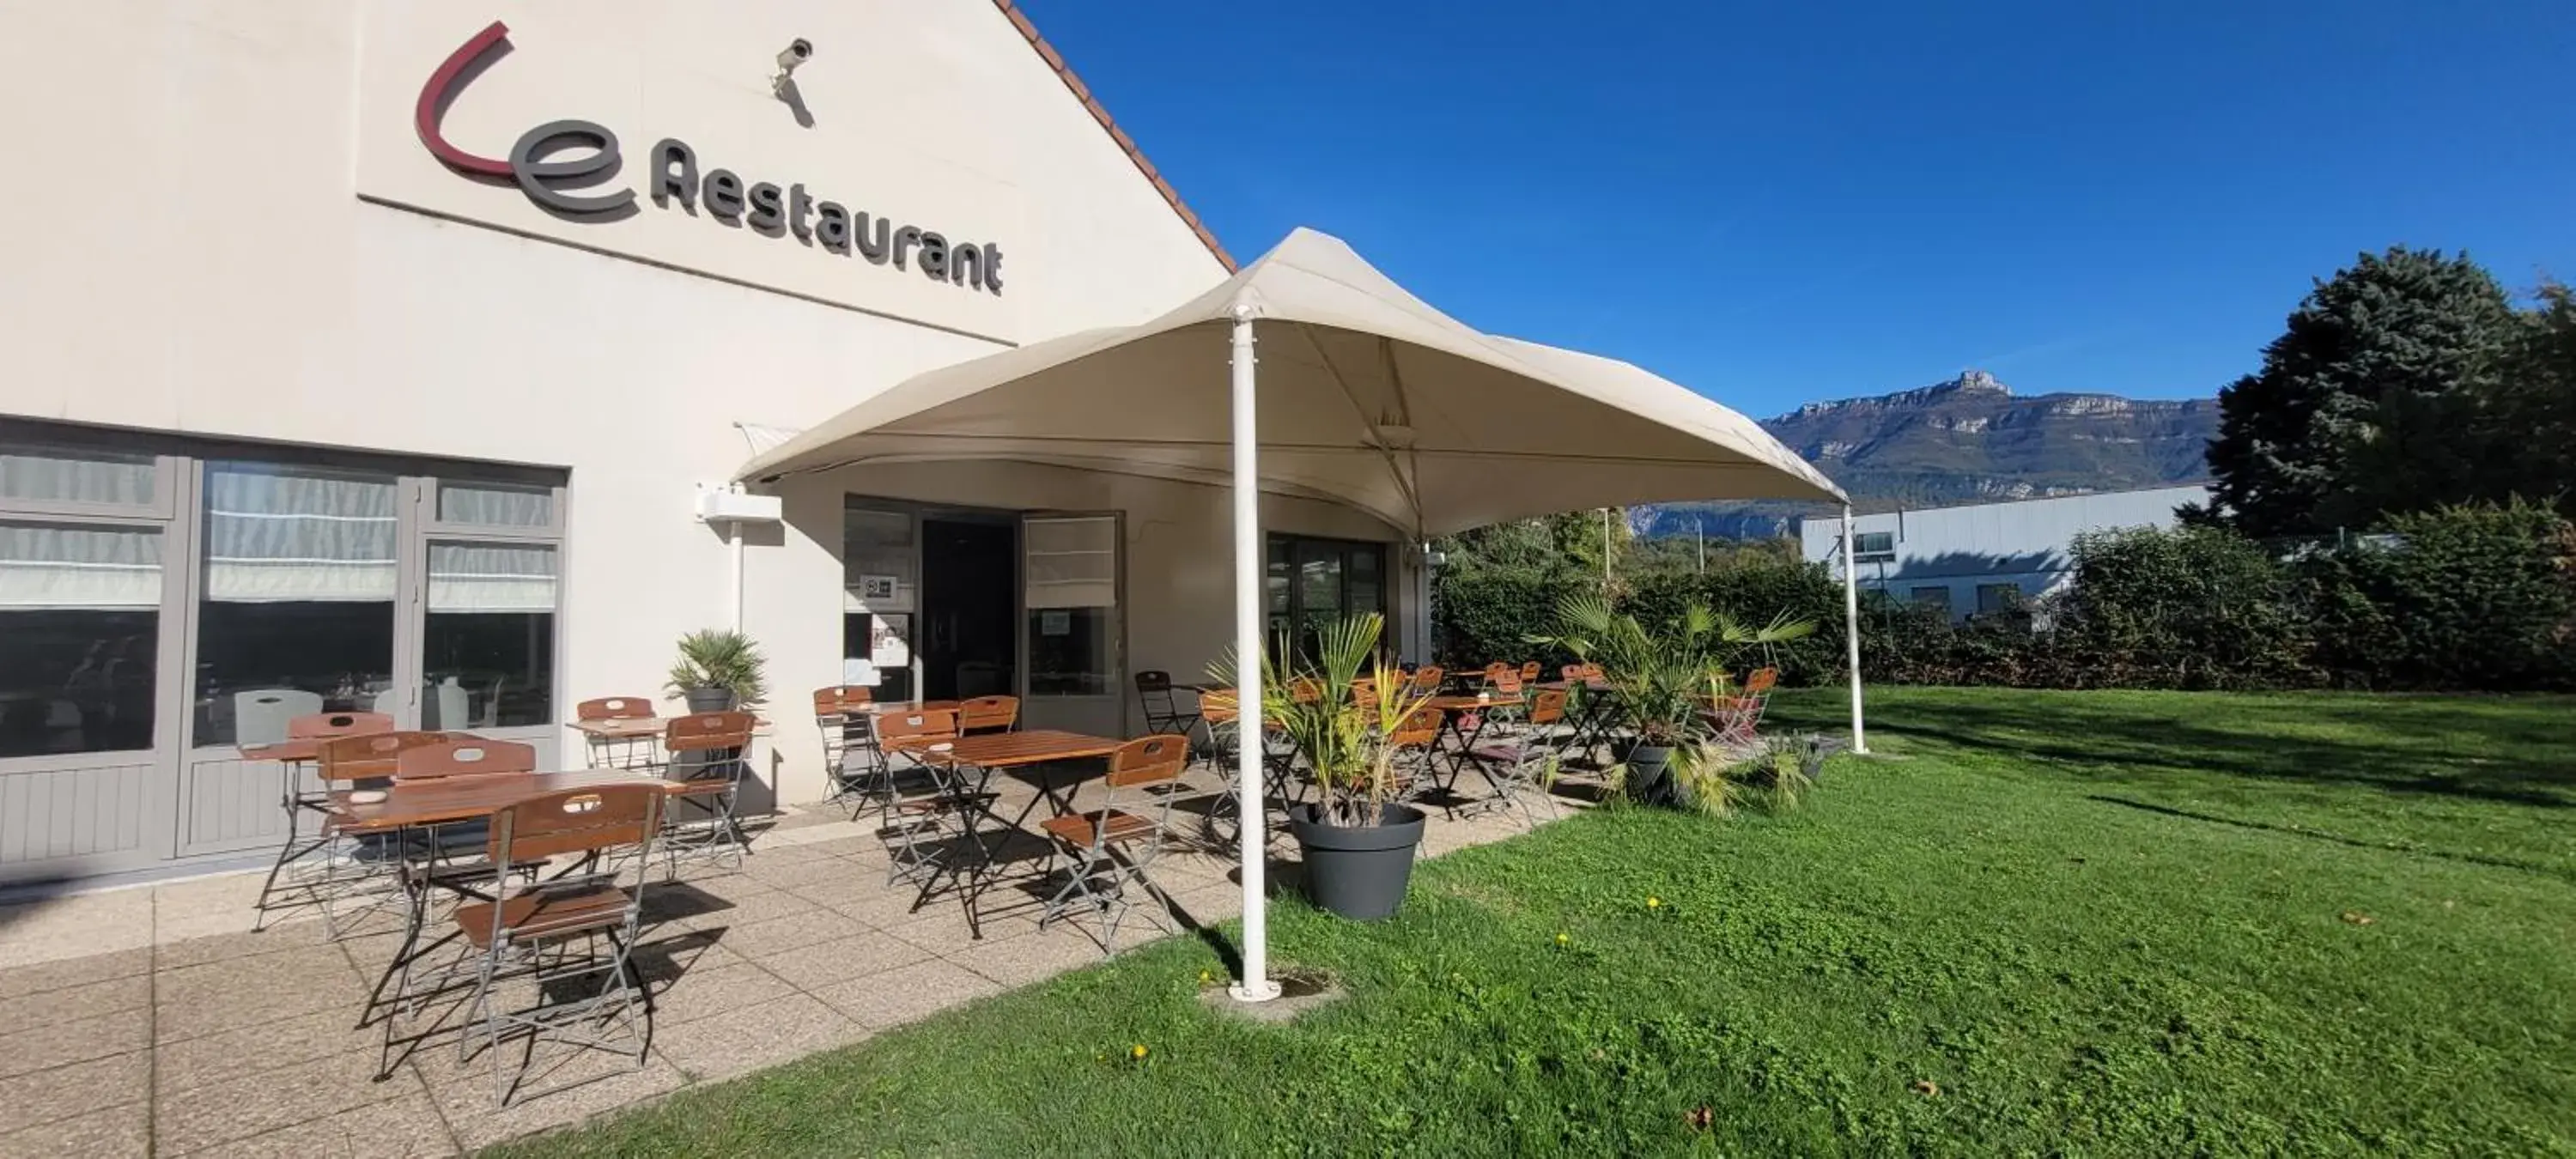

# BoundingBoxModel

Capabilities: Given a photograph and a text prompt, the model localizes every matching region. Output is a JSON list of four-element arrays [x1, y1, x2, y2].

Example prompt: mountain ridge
[[1634, 371, 2218, 538]]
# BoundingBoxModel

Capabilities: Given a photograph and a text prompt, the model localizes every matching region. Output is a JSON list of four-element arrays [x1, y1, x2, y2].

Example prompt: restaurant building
[[0, 1, 1422, 883]]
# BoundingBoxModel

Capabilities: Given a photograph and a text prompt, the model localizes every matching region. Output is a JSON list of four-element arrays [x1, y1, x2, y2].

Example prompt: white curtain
[[0, 524, 162, 610], [0, 446, 155, 507], [428, 543, 558, 614], [1025, 516, 1116, 609], [203, 466, 398, 602], [436, 482, 553, 528]]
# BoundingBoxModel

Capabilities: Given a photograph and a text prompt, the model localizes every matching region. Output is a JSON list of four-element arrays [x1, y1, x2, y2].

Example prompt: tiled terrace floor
[[0, 767, 1565, 1156]]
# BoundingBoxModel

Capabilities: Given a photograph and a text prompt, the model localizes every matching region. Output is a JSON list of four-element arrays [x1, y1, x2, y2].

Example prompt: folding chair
[[814, 686, 884, 814], [1134, 671, 1200, 737], [655, 711, 756, 876], [1384, 704, 1446, 807], [1711, 667, 1780, 746], [1039, 735, 1188, 953], [309, 729, 458, 938], [1409, 665, 1444, 695], [1194, 691, 1300, 850], [380, 737, 537, 1015], [1518, 660, 1543, 685], [959, 695, 1019, 734], [574, 696, 659, 770], [1479, 662, 1516, 690], [1466, 689, 1572, 828], [872, 708, 967, 885], [456, 783, 662, 1107], [253, 711, 393, 929]]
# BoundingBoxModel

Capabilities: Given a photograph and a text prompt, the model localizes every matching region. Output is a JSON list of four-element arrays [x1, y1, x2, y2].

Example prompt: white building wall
[[0, 0, 1259, 845], [1802, 486, 2210, 619]]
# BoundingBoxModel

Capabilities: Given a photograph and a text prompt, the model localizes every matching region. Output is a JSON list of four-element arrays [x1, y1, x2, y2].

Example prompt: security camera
[[775, 39, 813, 75]]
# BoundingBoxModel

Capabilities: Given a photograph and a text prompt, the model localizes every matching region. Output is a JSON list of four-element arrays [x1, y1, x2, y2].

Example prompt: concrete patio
[[0, 766, 1569, 1156]]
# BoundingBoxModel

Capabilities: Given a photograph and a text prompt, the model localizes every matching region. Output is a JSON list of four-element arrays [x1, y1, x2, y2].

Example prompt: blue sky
[[1024, 0, 2576, 418]]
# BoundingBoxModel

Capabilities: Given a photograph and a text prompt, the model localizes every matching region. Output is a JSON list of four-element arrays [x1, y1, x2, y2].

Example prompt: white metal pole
[[1227, 305, 1279, 1003], [1839, 505, 1868, 755]]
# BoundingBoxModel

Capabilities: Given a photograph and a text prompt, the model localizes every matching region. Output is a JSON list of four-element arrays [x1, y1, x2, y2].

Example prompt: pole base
[[1228, 979, 1283, 1003]]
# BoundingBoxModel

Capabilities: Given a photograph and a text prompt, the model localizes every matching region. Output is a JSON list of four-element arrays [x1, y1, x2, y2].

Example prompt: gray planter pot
[[683, 687, 737, 713], [1625, 743, 1677, 807], [1289, 803, 1425, 921]]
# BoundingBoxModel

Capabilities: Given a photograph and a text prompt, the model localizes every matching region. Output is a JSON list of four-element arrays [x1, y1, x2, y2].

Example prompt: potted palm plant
[[1534, 595, 1812, 807], [665, 628, 768, 713], [1211, 612, 1436, 920]]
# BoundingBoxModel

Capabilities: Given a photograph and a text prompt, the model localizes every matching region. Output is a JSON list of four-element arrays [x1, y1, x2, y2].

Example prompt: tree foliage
[[2204, 247, 2522, 537]]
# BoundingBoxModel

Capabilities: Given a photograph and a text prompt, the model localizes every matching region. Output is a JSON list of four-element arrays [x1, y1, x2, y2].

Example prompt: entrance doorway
[[920, 518, 1017, 701]]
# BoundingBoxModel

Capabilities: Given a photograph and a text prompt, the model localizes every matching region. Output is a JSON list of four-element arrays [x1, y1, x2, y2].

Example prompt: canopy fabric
[[735, 228, 1844, 536]]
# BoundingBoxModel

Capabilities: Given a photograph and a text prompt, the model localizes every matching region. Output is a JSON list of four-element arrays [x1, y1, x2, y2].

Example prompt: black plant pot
[[1625, 743, 1677, 807], [1289, 803, 1426, 921], [683, 687, 737, 713]]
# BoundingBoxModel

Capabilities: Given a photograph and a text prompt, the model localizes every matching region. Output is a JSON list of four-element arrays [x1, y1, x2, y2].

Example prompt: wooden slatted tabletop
[[1425, 694, 1524, 712], [329, 770, 683, 834], [871, 700, 964, 717], [891, 729, 1121, 768]]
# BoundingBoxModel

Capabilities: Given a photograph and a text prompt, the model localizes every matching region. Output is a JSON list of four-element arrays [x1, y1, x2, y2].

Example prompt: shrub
[[2051, 525, 2318, 689], [2303, 501, 2576, 690]]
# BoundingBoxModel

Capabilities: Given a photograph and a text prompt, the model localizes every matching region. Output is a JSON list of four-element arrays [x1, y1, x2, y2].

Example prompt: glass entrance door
[[1267, 534, 1388, 664]]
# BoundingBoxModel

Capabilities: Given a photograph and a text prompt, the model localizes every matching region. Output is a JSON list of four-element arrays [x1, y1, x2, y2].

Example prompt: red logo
[[414, 20, 633, 216], [413, 20, 514, 178]]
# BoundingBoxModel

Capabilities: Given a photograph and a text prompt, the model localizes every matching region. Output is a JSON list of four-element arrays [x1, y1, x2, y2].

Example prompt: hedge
[[1431, 502, 2576, 693]]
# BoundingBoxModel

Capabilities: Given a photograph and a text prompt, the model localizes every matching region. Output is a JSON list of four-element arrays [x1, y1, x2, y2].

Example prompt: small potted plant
[[666, 628, 768, 713], [1212, 613, 1435, 920], [1533, 595, 1812, 807]]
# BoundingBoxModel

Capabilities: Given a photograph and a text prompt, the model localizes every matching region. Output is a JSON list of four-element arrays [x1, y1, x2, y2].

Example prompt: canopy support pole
[[1840, 505, 1868, 755], [1227, 305, 1281, 1004]]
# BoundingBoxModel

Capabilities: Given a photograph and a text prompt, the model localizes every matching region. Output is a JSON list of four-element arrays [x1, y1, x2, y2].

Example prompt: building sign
[[414, 21, 1004, 296]]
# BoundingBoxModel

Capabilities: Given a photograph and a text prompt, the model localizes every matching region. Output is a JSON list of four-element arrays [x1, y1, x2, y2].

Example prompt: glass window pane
[[1024, 517, 1116, 696], [1024, 516, 1115, 608], [0, 445, 155, 507], [425, 543, 556, 729], [1348, 547, 1384, 616], [843, 507, 916, 613], [195, 464, 398, 746], [1028, 607, 1114, 695], [435, 482, 554, 528], [0, 521, 160, 756]]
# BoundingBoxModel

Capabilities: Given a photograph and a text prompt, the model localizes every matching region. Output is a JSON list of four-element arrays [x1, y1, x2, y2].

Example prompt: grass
[[495, 688, 2576, 1156]]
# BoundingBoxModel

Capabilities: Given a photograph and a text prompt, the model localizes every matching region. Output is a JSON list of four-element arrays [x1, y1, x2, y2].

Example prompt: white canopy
[[738, 226, 1863, 1004], [734, 228, 1844, 529]]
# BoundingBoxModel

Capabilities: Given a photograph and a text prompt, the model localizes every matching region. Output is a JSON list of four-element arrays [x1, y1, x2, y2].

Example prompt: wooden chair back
[[1410, 665, 1444, 692], [1287, 678, 1323, 704], [574, 696, 655, 722], [873, 708, 958, 748], [1388, 705, 1443, 749], [1489, 671, 1525, 695], [491, 783, 663, 865], [1529, 689, 1570, 725], [1198, 691, 1239, 725], [287, 711, 394, 741], [1482, 662, 1514, 684], [1105, 735, 1188, 788], [317, 730, 455, 782], [394, 737, 538, 782], [1518, 661, 1542, 683], [1561, 664, 1587, 683], [664, 711, 755, 756], [959, 695, 1019, 733], [1744, 667, 1779, 695], [811, 686, 873, 719], [1579, 663, 1604, 681], [1350, 677, 1377, 706]]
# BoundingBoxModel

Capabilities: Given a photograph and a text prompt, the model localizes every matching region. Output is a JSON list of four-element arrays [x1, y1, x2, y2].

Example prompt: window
[[1908, 586, 1953, 613], [1, 444, 157, 509], [1267, 534, 1389, 662], [1977, 583, 2021, 615], [424, 543, 556, 728], [1853, 531, 1896, 561], [1025, 516, 1118, 696], [842, 506, 917, 700], [192, 464, 399, 746], [0, 522, 161, 757], [435, 482, 554, 528]]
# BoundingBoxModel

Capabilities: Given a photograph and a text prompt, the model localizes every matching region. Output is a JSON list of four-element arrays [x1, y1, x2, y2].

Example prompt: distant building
[[1800, 484, 2211, 621]]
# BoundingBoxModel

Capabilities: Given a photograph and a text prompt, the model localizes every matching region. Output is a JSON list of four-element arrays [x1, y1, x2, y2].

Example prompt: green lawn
[[498, 688, 2576, 1156]]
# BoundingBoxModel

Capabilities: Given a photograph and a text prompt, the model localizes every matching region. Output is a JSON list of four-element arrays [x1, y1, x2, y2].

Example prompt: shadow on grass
[[2088, 795, 2569, 881], [1832, 691, 2576, 810]]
